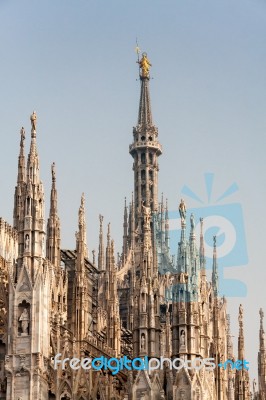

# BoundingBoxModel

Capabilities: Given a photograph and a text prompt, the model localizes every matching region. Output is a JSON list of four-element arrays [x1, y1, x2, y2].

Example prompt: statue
[[253, 379, 257, 394], [141, 333, 146, 350], [142, 202, 151, 225], [19, 308, 29, 334], [25, 234, 30, 250], [138, 52, 152, 78], [180, 330, 185, 346], [179, 272, 188, 284], [30, 111, 37, 132], [179, 199, 186, 221]]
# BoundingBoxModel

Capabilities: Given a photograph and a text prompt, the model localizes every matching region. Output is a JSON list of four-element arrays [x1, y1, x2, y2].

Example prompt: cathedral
[[0, 53, 265, 400]]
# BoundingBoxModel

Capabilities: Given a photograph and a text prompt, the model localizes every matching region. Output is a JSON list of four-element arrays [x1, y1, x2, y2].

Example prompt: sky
[[1, 0, 266, 384]]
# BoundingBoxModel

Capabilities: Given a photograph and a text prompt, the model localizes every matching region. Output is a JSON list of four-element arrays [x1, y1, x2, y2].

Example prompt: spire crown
[[260, 308, 264, 329], [200, 218, 205, 256], [136, 53, 153, 127], [99, 214, 103, 233], [20, 127, 25, 152], [238, 304, 244, 329], [98, 214, 105, 271], [49, 162, 58, 217], [51, 162, 56, 184], [27, 111, 39, 183], [17, 127, 26, 184], [107, 222, 111, 246], [76, 193, 88, 258]]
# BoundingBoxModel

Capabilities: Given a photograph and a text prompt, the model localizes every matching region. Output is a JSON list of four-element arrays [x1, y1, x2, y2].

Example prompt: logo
[[164, 173, 248, 297], [52, 354, 249, 375], [218, 359, 249, 371]]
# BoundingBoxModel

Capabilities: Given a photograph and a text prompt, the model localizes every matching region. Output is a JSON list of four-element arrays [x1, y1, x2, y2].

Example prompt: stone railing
[[129, 141, 162, 153]]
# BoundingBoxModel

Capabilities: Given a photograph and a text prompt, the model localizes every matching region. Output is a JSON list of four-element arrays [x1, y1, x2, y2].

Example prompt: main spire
[[130, 51, 162, 240]]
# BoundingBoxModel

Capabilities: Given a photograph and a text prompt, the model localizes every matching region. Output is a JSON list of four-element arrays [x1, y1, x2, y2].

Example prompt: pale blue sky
[[1, 0, 266, 382]]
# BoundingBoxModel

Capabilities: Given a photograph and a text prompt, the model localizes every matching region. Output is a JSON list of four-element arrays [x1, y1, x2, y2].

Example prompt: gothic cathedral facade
[[0, 54, 265, 399]]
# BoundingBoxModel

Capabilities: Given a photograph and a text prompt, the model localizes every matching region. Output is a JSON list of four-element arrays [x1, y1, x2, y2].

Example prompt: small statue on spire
[[20, 127, 25, 141], [78, 193, 85, 226], [142, 201, 151, 226], [30, 111, 37, 132], [138, 52, 152, 79], [179, 198, 186, 221]]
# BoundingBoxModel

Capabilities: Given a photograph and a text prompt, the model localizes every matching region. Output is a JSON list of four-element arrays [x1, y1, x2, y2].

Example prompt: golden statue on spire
[[138, 52, 152, 78]]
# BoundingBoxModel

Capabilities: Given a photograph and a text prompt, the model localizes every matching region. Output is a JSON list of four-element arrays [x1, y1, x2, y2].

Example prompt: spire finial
[[28, 111, 38, 167], [47, 161, 60, 267], [107, 222, 111, 244], [212, 235, 218, 297], [49, 162, 58, 216], [238, 304, 244, 327], [200, 217, 206, 271], [77, 192, 88, 257], [200, 217, 204, 233], [190, 213, 195, 231], [99, 214, 103, 231], [98, 214, 104, 271], [260, 308, 264, 329], [51, 162, 56, 183]]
